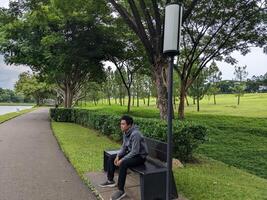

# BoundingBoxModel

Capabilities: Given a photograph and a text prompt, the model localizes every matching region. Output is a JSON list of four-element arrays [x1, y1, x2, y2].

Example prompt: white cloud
[[217, 47, 267, 80], [0, 0, 9, 8], [0, 55, 31, 89]]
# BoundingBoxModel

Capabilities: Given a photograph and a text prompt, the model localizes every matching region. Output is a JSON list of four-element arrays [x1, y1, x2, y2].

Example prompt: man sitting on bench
[[99, 115, 148, 200]]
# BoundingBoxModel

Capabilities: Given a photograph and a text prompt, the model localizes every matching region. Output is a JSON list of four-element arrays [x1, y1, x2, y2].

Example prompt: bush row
[[50, 108, 207, 162]]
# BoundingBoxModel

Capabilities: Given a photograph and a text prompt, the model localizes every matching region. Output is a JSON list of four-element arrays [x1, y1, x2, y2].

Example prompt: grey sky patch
[[217, 47, 267, 80], [0, 55, 31, 89], [0, 0, 9, 8]]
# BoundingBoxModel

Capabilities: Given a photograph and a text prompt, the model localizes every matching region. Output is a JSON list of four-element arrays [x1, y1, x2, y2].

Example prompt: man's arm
[[121, 133, 141, 161], [117, 136, 127, 158]]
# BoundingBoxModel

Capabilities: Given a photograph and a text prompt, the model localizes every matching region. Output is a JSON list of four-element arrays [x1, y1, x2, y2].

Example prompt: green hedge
[[50, 108, 207, 162]]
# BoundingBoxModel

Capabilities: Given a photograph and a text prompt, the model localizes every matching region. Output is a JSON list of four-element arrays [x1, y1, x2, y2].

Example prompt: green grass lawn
[[77, 93, 267, 179], [0, 107, 36, 123], [78, 93, 267, 118], [51, 122, 267, 200]]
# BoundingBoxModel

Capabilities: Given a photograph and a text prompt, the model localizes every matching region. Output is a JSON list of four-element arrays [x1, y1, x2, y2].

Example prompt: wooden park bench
[[104, 137, 178, 200]]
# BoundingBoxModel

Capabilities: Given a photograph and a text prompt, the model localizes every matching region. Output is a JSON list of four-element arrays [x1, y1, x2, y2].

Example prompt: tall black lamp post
[[163, 3, 183, 200]]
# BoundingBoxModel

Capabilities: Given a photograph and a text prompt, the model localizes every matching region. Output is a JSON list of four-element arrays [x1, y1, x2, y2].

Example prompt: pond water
[[0, 106, 33, 115]]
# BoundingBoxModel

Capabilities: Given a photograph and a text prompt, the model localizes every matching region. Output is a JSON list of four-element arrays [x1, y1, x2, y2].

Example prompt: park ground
[[1, 93, 267, 200], [52, 93, 267, 200]]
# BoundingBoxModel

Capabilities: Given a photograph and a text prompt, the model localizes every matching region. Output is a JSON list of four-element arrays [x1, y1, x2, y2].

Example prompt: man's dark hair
[[120, 115, 133, 125]]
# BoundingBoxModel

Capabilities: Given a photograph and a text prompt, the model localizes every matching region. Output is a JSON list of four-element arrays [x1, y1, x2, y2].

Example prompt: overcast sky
[[0, 0, 266, 90]]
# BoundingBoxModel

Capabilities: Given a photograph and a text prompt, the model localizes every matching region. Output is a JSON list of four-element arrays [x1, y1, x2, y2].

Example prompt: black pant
[[107, 154, 145, 191]]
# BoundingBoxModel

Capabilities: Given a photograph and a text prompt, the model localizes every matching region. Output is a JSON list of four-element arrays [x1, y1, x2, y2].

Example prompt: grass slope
[[78, 109, 267, 178], [51, 122, 267, 200], [0, 108, 36, 123], [78, 93, 267, 118]]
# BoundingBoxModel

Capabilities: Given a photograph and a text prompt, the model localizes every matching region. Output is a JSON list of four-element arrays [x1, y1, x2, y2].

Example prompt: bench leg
[[140, 172, 166, 200], [140, 171, 178, 200]]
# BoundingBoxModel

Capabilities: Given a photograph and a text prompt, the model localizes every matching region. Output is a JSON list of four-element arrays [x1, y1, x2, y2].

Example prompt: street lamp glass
[[163, 4, 183, 56]]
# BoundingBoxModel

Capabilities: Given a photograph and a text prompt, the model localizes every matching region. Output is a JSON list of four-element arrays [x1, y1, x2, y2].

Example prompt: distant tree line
[[0, 87, 33, 103]]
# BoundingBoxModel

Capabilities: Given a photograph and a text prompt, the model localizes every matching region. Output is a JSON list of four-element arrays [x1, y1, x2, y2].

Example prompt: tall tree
[[207, 61, 222, 105], [176, 0, 266, 119], [107, 0, 266, 119], [107, 18, 149, 113], [0, 0, 120, 108], [188, 68, 209, 112], [107, 0, 173, 119], [233, 65, 248, 105], [15, 72, 55, 105]]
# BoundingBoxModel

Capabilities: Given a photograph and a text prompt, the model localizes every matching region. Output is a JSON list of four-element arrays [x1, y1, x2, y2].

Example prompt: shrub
[[50, 108, 207, 162], [50, 108, 74, 122]]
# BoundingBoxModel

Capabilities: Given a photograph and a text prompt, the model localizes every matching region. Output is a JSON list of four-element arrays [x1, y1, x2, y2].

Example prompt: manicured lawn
[[190, 114, 267, 179], [77, 94, 267, 179], [0, 107, 36, 123], [78, 93, 267, 118], [51, 122, 267, 200]]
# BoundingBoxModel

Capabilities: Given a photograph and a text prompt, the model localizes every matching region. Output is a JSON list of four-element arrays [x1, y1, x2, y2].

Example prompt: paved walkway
[[0, 108, 96, 200]]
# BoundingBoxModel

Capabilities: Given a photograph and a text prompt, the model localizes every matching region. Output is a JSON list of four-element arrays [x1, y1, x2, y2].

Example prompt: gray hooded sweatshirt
[[117, 125, 148, 161]]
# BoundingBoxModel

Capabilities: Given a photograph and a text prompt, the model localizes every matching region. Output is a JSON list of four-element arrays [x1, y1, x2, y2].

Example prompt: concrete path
[[0, 108, 96, 200]]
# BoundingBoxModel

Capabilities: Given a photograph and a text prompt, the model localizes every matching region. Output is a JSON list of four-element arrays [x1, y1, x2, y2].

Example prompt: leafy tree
[[176, 0, 266, 119], [0, 88, 25, 103], [206, 61, 222, 104], [85, 82, 102, 105], [114, 69, 127, 106], [188, 68, 209, 112], [107, 19, 148, 113], [0, 0, 121, 108], [107, 0, 266, 119], [246, 73, 267, 92], [233, 65, 248, 105], [15, 72, 55, 105], [107, 0, 176, 119], [218, 80, 235, 94]]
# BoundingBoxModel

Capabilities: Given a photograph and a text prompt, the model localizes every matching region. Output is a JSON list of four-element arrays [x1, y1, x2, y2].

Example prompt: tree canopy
[[0, 0, 122, 107]]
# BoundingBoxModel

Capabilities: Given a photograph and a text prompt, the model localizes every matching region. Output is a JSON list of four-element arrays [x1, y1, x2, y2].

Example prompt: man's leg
[[99, 154, 117, 187], [107, 154, 117, 181], [117, 156, 145, 191]]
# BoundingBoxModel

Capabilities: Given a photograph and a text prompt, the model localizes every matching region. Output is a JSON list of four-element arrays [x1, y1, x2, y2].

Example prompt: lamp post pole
[[166, 55, 174, 200], [163, 3, 183, 200]]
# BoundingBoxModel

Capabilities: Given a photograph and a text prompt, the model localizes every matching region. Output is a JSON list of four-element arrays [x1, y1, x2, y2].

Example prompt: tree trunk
[[115, 98, 117, 104], [193, 98, 195, 105], [127, 89, 131, 113], [137, 91, 139, 107], [119, 95, 122, 106], [154, 61, 168, 119], [238, 94, 240, 105], [108, 95, 111, 106], [185, 94, 189, 106], [178, 81, 186, 120], [213, 94, 216, 105], [67, 89, 73, 108], [156, 97, 159, 108], [132, 94, 135, 106], [64, 88, 68, 108], [197, 96, 200, 112], [64, 83, 74, 108], [147, 93, 150, 107], [36, 97, 40, 106], [143, 98, 145, 105]]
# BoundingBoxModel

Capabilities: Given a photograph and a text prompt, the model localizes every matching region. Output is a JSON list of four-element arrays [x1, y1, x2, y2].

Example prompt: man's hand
[[114, 156, 119, 166], [116, 159, 123, 166]]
